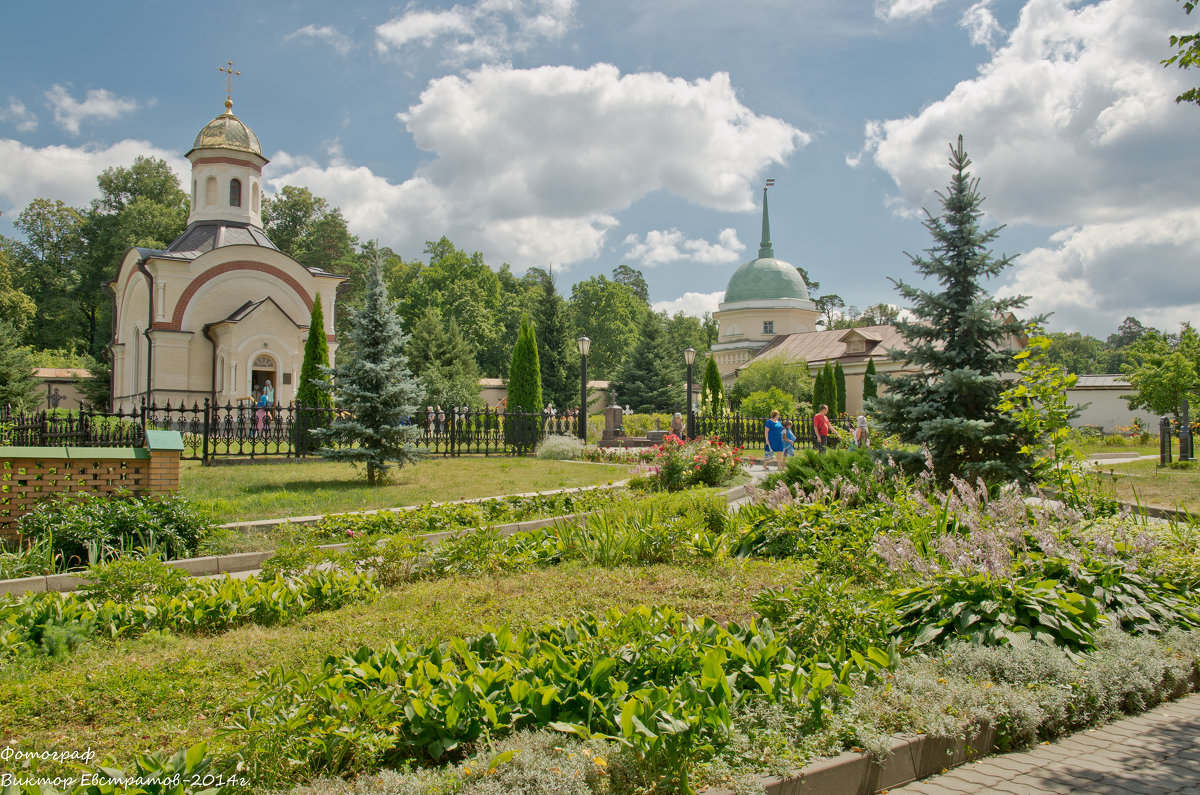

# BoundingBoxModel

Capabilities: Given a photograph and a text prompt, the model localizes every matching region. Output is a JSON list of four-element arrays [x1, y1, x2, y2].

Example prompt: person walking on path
[[783, 420, 797, 458], [812, 404, 838, 453], [854, 414, 870, 449], [764, 409, 786, 470]]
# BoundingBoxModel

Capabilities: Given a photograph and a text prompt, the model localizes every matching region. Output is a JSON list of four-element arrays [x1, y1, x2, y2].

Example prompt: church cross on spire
[[759, 178, 775, 259], [218, 60, 241, 112]]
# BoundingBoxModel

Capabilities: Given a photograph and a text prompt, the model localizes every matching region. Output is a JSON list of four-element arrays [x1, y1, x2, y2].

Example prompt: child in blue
[[763, 409, 785, 470], [782, 420, 797, 458]]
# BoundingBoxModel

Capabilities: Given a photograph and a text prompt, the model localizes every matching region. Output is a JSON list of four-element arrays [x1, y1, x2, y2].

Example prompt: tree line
[[0, 158, 716, 413]]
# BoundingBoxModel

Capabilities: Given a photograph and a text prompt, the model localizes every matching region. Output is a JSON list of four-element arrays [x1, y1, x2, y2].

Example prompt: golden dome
[[191, 101, 262, 156]]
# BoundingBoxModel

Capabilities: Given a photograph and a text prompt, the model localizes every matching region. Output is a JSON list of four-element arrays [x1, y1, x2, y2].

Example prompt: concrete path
[[891, 693, 1200, 794]]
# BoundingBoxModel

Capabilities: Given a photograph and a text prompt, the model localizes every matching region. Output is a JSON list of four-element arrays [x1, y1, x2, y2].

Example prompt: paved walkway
[[892, 693, 1200, 794]]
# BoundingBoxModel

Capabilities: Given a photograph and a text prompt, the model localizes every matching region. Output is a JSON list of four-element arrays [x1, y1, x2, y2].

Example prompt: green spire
[[758, 185, 774, 259]]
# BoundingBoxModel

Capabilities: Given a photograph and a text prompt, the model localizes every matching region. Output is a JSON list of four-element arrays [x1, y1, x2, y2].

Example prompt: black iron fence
[[693, 412, 856, 451], [0, 402, 582, 463]]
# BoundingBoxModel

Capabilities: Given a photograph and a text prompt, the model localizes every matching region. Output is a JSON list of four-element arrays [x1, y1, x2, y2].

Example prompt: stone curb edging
[[701, 671, 1198, 795], [0, 483, 750, 598], [1118, 501, 1195, 522]]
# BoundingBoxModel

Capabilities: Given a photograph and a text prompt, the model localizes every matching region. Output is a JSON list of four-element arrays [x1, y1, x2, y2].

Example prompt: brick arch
[[170, 260, 314, 330]]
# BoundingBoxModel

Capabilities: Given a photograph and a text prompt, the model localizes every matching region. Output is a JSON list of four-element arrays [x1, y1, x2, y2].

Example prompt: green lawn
[[178, 457, 631, 524], [1092, 458, 1200, 513], [0, 559, 811, 772]]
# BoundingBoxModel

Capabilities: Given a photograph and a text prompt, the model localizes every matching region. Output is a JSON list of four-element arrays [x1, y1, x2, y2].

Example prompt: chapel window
[[205, 176, 217, 207], [763, 320, 775, 335], [230, 178, 242, 207]]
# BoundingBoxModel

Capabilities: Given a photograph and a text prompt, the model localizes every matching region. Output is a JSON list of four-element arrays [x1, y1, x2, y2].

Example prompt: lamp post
[[577, 336, 591, 442], [684, 347, 696, 439]]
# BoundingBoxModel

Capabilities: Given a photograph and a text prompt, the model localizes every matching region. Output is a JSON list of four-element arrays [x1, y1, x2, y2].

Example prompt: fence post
[[202, 398, 211, 465], [1160, 416, 1173, 465]]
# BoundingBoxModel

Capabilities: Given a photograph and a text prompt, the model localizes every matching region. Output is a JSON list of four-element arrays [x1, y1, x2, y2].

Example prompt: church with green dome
[[710, 186, 821, 380]]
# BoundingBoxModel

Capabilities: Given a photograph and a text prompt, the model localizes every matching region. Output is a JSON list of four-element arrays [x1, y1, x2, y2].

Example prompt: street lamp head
[[577, 336, 591, 357], [683, 347, 697, 366]]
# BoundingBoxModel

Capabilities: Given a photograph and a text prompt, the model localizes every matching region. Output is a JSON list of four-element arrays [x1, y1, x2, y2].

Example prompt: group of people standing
[[762, 405, 871, 470]]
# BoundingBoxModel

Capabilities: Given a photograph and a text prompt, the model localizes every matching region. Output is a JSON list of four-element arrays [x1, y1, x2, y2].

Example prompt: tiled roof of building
[[747, 324, 909, 368], [1074, 374, 1132, 388]]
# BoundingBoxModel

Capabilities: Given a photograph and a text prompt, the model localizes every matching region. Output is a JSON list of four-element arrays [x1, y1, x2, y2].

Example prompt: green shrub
[[535, 434, 586, 460], [751, 575, 895, 660], [0, 569, 376, 659], [225, 605, 893, 789], [891, 573, 1106, 652], [0, 533, 64, 579], [18, 493, 211, 566], [761, 448, 879, 502], [81, 554, 191, 604]]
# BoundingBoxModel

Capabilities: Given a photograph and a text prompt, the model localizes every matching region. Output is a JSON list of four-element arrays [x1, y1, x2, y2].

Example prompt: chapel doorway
[[251, 353, 277, 405]]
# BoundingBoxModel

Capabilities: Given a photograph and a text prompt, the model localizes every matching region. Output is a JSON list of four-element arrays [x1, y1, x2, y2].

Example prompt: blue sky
[[1, 0, 1198, 337]]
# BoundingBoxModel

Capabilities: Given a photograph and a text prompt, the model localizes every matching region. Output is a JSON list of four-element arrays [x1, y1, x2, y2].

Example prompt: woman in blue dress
[[763, 409, 785, 470]]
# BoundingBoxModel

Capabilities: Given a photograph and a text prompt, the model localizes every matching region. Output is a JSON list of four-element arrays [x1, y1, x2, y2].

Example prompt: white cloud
[[0, 98, 37, 133], [0, 139, 188, 217], [622, 227, 744, 267], [1003, 213, 1200, 334], [652, 290, 724, 318], [960, 1, 1003, 49], [285, 24, 353, 56], [268, 63, 806, 269], [876, 0, 950, 21], [45, 84, 139, 135], [853, 0, 1200, 335], [375, 0, 575, 64]]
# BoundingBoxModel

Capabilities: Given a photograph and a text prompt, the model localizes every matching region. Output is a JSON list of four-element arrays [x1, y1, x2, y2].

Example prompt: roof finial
[[759, 178, 775, 259], [218, 60, 240, 113]]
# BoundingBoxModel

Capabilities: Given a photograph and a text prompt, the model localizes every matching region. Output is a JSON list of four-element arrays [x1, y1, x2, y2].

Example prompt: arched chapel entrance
[[251, 352, 277, 404]]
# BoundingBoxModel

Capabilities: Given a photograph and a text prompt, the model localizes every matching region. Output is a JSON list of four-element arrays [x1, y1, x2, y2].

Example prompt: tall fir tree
[[863, 356, 878, 404], [507, 314, 543, 449], [834, 361, 847, 415], [811, 366, 826, 411], [822, 360, 837, 411], [873, 136, 1033, 483], [0, 323, 40, 412], [296, 295, 334, 452], [700, 355, 724, 415], [313, 253, 423, 485], [508, 314, 543, 413], [614, 313, 677, 413], [531, 271, 575, 410], [297, 295, 333, 409], [408, 306, 482, 408]]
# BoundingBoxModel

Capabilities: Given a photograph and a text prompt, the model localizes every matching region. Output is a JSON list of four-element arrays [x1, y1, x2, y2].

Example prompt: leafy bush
[[535, 434, 586, 460], [0, 569, 376, 659], [751, 575, 895, 660], [638, 436, 742, 492], [761, 448, 885, 503], [891, 573, 1106, 652], [81, 553, 191, 604], [18, 493, 211, 566], [739, 388, 797, 420], [225, 605, 894, 790]]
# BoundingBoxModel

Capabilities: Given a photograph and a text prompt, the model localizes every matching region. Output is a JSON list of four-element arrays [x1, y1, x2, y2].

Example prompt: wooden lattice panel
[[0, 455, 151, 540]]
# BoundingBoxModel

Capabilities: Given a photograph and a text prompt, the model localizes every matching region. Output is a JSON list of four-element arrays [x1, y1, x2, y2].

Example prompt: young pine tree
[[532, 271, 575, 411], [834, 361, 847, 415], [822, 360, 837, 412], [313, 253, 423, 485], [295, 295, 334, 452], [873, 136, 1034, 483], [506, 314, 543, 450], [409, 306, 481, 408], [700, 355, 724, 415], [614, 313, 677, 413], [863, 356, 878, 403], [811, 366, 825, 412]]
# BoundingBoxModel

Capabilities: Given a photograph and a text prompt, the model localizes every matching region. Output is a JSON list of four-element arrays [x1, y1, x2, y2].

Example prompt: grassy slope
[[1096, 459, 1200, 513], [0, 559, 811, 770], [179, 458, 631, 524]]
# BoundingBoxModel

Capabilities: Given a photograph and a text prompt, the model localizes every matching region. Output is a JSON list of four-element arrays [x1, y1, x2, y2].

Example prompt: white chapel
[[107, 95, 346, 410]]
